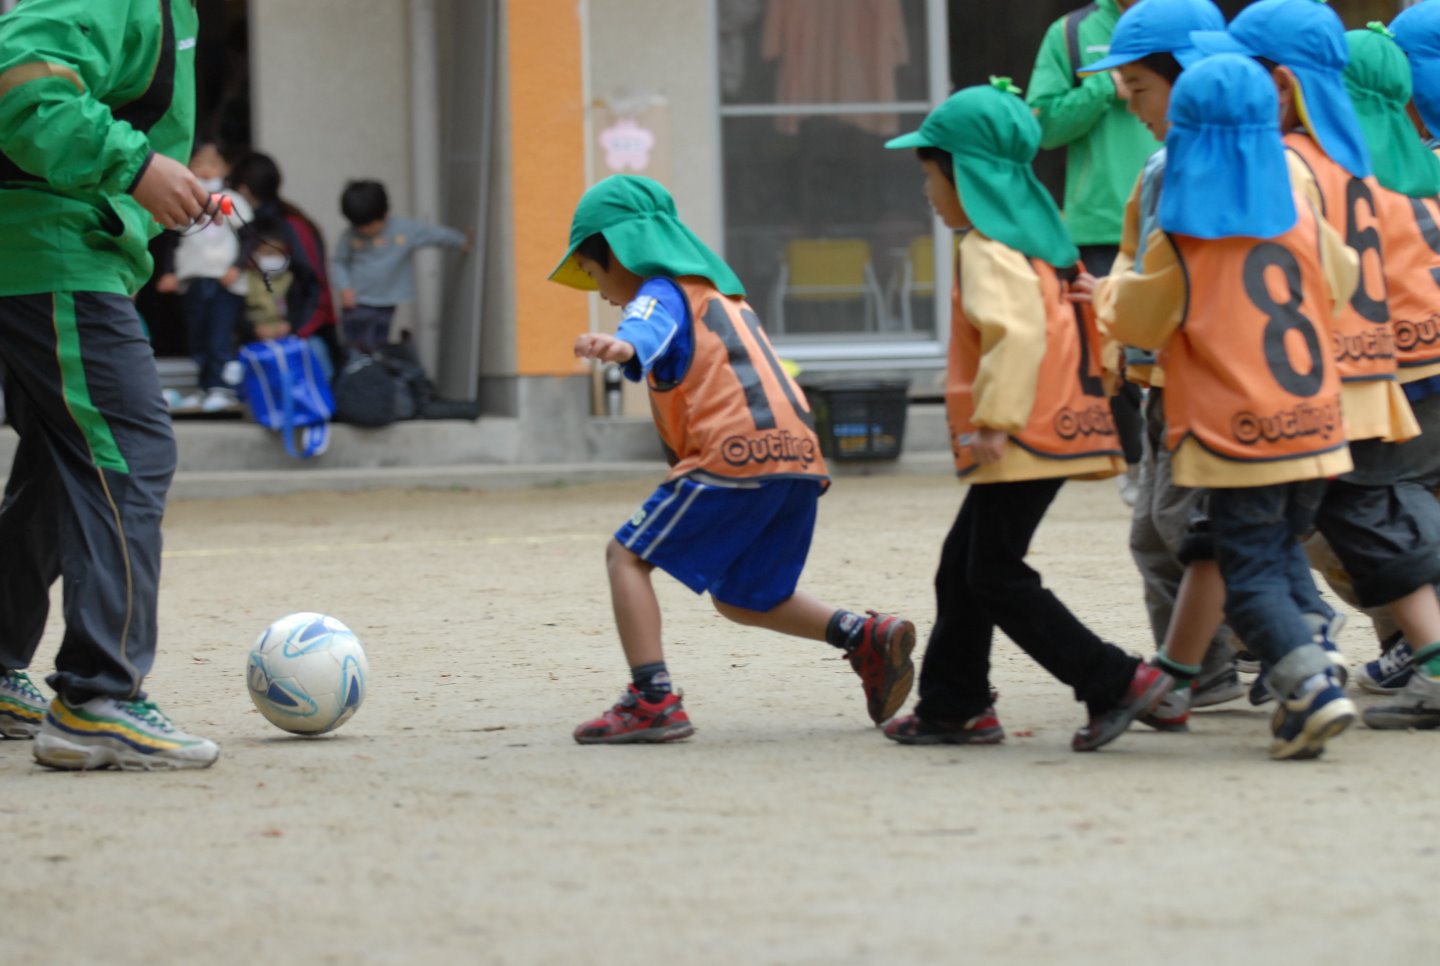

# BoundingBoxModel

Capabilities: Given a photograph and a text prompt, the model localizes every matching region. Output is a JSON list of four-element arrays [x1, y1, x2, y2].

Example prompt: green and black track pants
[[0, 292, 176, 703]]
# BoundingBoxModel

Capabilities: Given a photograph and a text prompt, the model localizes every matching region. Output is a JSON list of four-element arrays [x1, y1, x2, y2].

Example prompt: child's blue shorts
[[614, 476, 820, 612]]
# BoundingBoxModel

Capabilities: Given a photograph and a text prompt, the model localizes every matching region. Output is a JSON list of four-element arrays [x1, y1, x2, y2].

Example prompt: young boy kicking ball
[[551, 175, 916, 744]]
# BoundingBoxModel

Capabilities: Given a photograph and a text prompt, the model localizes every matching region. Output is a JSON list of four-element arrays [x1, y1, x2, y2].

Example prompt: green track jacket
[[0, 0, 197, 296], [1025, 0, 1158, 246]]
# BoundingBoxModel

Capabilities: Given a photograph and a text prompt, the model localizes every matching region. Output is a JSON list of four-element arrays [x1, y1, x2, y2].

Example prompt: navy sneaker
[[1250, 615, 1349, 706], [1356, 638, 1414, 696], [1315, 613, 1349, 687], [1269, 674, 1356, 760], [1249, 669, 1275, 707]]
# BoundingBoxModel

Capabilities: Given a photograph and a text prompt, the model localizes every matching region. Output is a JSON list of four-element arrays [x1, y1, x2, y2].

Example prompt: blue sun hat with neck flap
[[1391, 0, 1440, 140], [1076, 0, 1226, 76], [884, 78, 1078, 268], [1189, 0, 1373, 179], [1160, 54, 1297, 239]]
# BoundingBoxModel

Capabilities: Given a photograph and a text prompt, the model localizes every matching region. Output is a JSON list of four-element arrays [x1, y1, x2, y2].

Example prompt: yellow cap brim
[[547, 244, 598, 291]]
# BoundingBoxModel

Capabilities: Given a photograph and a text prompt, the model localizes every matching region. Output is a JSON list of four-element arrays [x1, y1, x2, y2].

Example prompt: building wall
[[586, 0, 721, 249], [507, 0, 589, 378], [248, 0, 416, 328]]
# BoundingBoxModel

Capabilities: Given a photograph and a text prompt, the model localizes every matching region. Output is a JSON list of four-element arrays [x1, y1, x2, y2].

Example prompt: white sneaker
[[201, 388, 238, 413], [0, 670, 46, 739], [34, 696, 219, 771]]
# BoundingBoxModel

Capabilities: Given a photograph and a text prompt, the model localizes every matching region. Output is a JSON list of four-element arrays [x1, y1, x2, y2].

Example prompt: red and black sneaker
[[1072, 662, 1173, 752], [883, 708, 1004, 745], [847, 611, 917, 725], [573, 685, 695, 745]]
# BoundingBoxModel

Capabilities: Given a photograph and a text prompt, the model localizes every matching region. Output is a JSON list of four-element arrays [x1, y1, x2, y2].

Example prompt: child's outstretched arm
[[409, 220, 467, 252], [574, 332, 636, 364]]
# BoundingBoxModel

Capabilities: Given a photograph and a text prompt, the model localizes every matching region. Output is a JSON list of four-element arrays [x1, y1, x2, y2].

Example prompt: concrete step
[[0, 404, 952, 495]]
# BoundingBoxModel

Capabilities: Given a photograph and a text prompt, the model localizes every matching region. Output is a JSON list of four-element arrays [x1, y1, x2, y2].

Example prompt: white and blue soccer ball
[[247, 613, 368, 735]]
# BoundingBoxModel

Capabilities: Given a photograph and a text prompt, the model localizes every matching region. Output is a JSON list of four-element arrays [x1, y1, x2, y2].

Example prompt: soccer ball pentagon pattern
[[247, 613, 368, 735]]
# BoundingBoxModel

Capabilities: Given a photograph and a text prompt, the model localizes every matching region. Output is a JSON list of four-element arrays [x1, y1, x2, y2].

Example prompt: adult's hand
[[131, 153, 211, 230]]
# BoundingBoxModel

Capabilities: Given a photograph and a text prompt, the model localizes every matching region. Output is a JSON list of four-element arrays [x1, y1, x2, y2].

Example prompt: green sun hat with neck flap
[[1344, 24, 1440, 198], [550, 175, 745, 295], [885, 78, 1079, 269]]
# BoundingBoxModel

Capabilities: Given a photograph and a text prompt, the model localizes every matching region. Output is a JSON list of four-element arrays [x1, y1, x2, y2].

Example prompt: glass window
[[718, 0, 941, 345]]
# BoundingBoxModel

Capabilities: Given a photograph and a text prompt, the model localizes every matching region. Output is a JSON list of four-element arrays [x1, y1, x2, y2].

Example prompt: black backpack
[[332, 352, 410, 427], [375, 342, 434, 417]]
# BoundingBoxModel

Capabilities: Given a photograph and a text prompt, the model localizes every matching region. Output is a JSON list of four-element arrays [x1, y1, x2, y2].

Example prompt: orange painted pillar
[[507, 0, 588, 377]]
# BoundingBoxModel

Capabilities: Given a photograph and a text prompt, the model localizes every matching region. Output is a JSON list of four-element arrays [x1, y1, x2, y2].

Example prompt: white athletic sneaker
[[201, 388, 238, 413], [0, 671, 46, 739], [170, 391, 204, 412], [34, 696, 219, 771]]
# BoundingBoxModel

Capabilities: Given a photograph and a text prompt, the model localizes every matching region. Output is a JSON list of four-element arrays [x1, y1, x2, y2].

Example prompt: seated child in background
[[242, 217, 295, 343], [880, 79, 1171, 754], [156, 138, 253, 412], [1107, 54, 1359, 760], [332, 179, 469, 354], [550, 175, 917, 744]]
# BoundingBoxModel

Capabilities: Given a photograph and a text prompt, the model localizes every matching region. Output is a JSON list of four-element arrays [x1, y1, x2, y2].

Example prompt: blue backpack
[[237, 336, 335, 459]]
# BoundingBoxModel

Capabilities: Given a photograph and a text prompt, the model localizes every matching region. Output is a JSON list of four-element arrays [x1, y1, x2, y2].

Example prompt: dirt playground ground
[[3, 472, 1437, 965]]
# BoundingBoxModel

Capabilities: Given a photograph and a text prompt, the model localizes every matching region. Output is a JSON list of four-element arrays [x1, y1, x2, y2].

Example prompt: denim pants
[[342, 304, 396, 354], [182, 277, 244, 391], [915, 477, 1138, 722], [1209, 482, 1333, 697]]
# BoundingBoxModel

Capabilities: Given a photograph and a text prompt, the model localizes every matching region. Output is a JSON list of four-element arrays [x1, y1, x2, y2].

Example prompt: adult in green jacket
[[1026, 0, 1157, 495], [0, 0, 219, 770], [1027, 0, 1159, 256]]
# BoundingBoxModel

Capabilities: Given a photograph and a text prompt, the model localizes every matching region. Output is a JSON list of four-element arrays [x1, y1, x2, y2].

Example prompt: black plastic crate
[[802, 381, 909, 462]]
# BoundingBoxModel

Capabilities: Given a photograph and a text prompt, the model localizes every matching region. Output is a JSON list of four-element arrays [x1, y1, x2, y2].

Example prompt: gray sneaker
[[0, 670, 46, 739], [1362, 671, 1440, 731], [1192, 666, 1245, 708], [34, 696, 220, 771]]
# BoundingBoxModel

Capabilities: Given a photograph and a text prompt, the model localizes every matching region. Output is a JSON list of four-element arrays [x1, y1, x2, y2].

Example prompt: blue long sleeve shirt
[[615, 277, 693, 385], [330, 216, 466, 307]]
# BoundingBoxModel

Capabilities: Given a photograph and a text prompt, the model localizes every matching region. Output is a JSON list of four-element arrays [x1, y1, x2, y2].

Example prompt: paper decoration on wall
[[599, 117, 656, 173]]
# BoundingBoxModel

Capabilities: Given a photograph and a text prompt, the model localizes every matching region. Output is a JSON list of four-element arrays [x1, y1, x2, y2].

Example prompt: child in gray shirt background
[[331, 179, 470, 353]]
